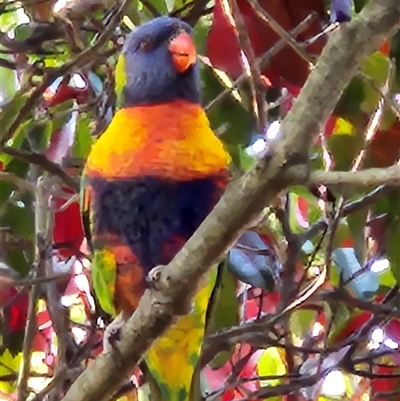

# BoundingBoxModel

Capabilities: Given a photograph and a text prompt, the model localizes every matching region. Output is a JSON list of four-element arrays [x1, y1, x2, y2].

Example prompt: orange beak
[[168, 31, 197, 73]]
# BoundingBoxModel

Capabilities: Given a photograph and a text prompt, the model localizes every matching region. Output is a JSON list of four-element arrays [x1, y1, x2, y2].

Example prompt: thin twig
[[17, 177, 48, 401], [309, 166, 400, 187], [358, 61, 400, 120], [0, 57, 18, 70], [10, 272, 71, 287], [303, 185, 394, 240], [0, 171, 36, 193], [246, 0, 316, 64], [37, 178, 70, 399], [205, 13, 316, 111], [1, 147, 79, 191], [30, 367, 84, 401], [0, 77, 54, 151], [224, 0, 266, 130]]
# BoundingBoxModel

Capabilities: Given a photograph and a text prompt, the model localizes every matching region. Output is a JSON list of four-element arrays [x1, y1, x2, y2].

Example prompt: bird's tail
[[144, 268, 218, 401]]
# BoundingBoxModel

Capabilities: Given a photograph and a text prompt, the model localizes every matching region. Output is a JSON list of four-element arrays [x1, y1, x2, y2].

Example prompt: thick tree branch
[[309, 165, 400, 187], [61, 1, 400, 400]]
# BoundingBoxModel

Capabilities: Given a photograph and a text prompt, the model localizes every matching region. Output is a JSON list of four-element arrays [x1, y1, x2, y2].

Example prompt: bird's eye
[[139, 40, 152, 51]]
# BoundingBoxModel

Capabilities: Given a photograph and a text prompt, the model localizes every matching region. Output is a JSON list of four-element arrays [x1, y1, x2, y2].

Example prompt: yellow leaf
[[0, 350, 22, 394], [257, 347, 287, 401]]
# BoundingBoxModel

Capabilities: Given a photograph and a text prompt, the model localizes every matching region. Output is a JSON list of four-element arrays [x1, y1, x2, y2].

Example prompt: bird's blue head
[[115, 16, 201, 107]]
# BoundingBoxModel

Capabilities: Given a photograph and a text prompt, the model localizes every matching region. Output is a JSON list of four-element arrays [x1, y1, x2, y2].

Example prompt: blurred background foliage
[[0, 0, 399, 400]]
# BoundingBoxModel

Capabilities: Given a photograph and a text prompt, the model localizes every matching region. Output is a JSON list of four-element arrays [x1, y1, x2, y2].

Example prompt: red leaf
[[368, 119, 400, 167], [386, 319, 400, 344], [296, 196, 309, 229], [245, 289, 280, 319], [371, 365, 399, 394], [1, 287, 29, 333], [45, 111, 78, 165], [43, 75, 88, 108], [32, 330, 51, 355], [332, 312, 371, 344], [385, 319, 400, 366], [53, 187, 85, 258], [221, 389, 235, 401], [324, 115, 337, 138], [206, 0, 327, 88], [32, 310, 53, 358], [332, 298, 399, 355], [204, 344, 263, 400]]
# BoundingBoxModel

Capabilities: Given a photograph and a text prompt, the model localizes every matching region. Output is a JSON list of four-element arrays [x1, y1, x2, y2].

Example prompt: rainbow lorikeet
[[81, 16, 231, 401]]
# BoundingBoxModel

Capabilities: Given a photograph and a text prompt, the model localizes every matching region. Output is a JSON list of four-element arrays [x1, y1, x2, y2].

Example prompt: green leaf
[[325, 301, 351, 342], [0, 158, 30, 204], [27, 100, 76, 153], [123, 0, 141, 26], [288, 190, 323, 234], [5, 248, 31, 277], [353, 0, 369, 12], [27, 121, 52, 152], [206, 262, 239, 369], [0, 65, 18, 102], [0, 120, 32, 167], [373, 190, 400, 284], [387, 218, 400, 284], [0, 89, 31, 147], [72, 113, 93, 159], [0, 7, 26, 32], [242, 152, 259, 172], [49, 99, 75, 133], [360, 52, 390, 114], [70, 303, 87, 324], [164, 0, 175, 12], [193, 16, 212, 54], [289, 309, 318, 340], [390, 30, 400, 87], [346, 207, 368, 263], [92, 249, 117, 316], [334, 78, 365, 120], [378, 265, 396, 287], [201, 64, 255, 166], [144, 0, 168, 14], [13, 23, 33, 42], [333, 50, 391, 127], [328, 118, 364, 171], [172, 0, 193, 13], [2, 203, 34, 242], [373, 190, 400, 221]]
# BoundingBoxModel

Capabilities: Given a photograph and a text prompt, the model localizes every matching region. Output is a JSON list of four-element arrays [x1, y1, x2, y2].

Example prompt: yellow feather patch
[[85, 101, 231, 180]]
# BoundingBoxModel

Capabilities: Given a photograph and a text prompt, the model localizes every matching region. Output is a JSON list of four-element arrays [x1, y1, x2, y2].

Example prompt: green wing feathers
[[80, 175, 117, 317], [91, 249, 117, 317]]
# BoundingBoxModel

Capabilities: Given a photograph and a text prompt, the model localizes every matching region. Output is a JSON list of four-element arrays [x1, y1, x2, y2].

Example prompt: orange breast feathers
[[85, 100, 231, 180]]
